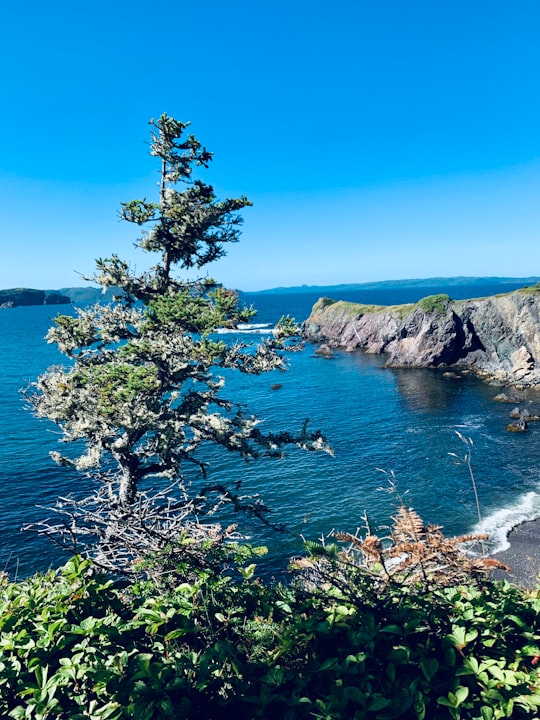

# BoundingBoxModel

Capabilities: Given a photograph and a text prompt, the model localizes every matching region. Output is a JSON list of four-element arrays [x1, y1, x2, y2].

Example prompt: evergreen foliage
[[23, 114, 329, 573]]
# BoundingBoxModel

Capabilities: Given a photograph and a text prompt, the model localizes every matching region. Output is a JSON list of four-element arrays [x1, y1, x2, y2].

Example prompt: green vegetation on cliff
[[415, 293, 452, 314]]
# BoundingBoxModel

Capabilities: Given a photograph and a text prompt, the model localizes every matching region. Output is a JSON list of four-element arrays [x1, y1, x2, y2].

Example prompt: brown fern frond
[[472, 557, 510, 572], [360, 535, 383, 559], [295, 503, 509, 595], [386, 542, 429, 558], [334, 530, 384, 562], [452, 533, 489, 544], [392, 506, 425, 543], [334, 531, 365, 549]]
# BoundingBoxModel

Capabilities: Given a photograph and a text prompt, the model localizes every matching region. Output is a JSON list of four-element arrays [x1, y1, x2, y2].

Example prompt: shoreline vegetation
[[250, 275, 540, 295], [0, 288, 71, 308]]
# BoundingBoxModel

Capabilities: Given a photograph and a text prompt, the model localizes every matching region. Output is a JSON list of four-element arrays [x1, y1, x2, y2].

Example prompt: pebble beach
[[493, 520, 540, 588]]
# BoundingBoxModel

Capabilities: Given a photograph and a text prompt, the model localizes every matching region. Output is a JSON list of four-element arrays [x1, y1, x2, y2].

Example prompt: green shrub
[[1, 554, 540, 719], [415, 294, 452, 314], [316, 297, 337, 308]]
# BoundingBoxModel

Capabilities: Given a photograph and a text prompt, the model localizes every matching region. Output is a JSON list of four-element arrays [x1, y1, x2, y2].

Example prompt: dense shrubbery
[[1, 552, 540, 719]]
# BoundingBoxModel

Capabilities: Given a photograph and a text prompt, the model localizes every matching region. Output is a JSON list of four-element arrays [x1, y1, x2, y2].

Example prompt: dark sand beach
[[492, 519, 540, 588]]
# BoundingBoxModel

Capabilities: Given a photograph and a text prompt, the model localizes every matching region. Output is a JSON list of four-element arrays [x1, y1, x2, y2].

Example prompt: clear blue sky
[[1, 1, 539, 291]]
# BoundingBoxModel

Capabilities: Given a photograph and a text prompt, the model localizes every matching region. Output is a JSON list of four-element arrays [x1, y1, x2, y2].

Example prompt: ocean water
[[1, 283, 540, 577]]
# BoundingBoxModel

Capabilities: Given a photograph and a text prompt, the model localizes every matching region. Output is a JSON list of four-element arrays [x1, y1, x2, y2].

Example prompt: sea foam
[[473, 490, 540, 553]]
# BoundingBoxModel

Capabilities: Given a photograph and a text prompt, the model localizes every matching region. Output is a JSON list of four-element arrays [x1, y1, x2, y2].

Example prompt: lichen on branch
[[24, 114, 330, 573]]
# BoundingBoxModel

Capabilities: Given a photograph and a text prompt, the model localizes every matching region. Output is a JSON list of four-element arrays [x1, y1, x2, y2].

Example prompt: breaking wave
[[473, 490, 540, 553], [216, 323, 274, 334]]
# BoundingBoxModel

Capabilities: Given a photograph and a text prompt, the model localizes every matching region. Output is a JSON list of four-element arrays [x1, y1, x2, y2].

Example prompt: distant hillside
[[0, 286, 125, 308], [5, 278, 540, 306], [54, 286, 123, 304], [251, 276, 540, 295], [0, 288, 71, 308]]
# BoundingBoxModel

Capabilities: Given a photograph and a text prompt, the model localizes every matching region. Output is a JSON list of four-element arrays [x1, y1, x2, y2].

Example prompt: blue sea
[[2, 283, 540, 577]]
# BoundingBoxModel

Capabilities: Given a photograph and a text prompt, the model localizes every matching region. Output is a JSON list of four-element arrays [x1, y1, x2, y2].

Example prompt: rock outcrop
[[303, 288, 540, 387]]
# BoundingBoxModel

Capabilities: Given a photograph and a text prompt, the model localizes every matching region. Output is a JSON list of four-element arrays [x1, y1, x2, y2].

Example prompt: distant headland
[[249, 276, 540, 295], [0, 288, 71, 308], [0, 286, 122, 308]]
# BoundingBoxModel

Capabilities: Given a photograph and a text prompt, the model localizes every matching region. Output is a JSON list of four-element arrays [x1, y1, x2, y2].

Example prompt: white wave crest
[[216, 323, 274, 335], [472, 491, 540, 553], [236, 323, 272, 330]]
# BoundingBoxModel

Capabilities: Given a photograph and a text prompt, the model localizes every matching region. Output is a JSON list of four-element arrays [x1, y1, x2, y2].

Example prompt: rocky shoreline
[[303, 287, 540, 588], [491, 519, 540, 588], [303, 287, 540, 387]]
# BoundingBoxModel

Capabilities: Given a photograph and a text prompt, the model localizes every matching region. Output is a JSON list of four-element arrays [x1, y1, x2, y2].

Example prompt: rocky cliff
[[303, 287, 540, 387]]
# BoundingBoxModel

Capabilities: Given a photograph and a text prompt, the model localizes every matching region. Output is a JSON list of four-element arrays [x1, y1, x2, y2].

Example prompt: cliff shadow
[[389, 367, 474, 412]]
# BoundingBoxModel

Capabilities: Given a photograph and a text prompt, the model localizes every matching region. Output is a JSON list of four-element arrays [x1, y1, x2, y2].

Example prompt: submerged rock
[[509, 406, 540, 421], [494, 393, 522, 403], [507, 418, 529, 432], [315, 343, 334, 358]]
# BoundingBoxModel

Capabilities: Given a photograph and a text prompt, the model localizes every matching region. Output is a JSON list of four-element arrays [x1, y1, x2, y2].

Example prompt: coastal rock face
[[303, 289, 540, 386]]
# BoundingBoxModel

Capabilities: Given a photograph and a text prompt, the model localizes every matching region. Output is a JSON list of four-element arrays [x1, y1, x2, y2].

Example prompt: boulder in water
[[506, 417, 528, 432]]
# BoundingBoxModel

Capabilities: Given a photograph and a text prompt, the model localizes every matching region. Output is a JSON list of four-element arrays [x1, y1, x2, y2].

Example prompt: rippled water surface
[[1, 285, 539, 576]]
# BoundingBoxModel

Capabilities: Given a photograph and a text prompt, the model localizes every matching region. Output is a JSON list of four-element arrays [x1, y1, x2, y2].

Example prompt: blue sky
[[1, 1, 540, 291]]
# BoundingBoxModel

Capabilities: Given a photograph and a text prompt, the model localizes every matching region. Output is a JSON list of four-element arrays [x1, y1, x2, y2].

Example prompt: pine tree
[[25, 114, 329, 573]]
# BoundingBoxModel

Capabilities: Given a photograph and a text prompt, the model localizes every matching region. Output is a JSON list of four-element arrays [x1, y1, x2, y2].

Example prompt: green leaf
[[319, 658, 338, 671], [275, 601, 292, 614], [367, 695, 390, 711], [239, 563, 256, 580], [164, 629, 186, 641], [505, 614, 526, 628], [420, 657, 439, 680], [488, 665, 505, 682], [437, 696, 456, 708], [380, 624, 403, 635]]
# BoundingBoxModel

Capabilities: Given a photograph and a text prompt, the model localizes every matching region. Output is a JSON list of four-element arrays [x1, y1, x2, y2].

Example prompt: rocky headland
[[303, 286, 540, 387]]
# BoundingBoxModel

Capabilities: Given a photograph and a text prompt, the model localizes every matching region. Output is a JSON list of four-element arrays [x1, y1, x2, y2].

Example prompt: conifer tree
[[26, 114, 328, 572]]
